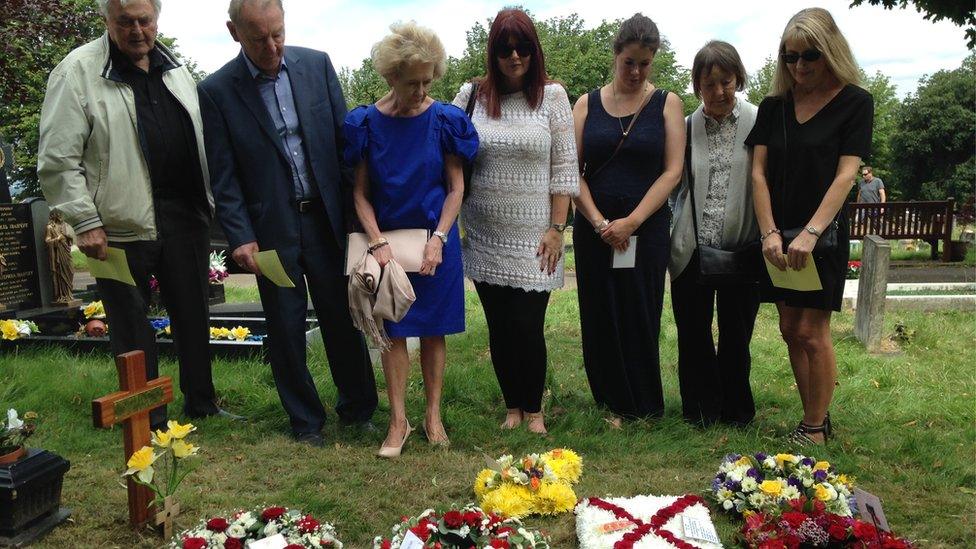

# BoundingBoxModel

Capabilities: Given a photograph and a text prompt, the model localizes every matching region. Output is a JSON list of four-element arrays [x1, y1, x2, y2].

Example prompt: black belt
[[296, 197, 323, 213]]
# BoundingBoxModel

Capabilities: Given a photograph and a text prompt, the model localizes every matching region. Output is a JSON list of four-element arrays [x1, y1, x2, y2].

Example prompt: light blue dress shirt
[[243, 53, 317, 200]]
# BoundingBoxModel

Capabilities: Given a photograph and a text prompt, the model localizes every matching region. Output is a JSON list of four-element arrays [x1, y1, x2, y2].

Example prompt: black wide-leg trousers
[[671, 252, 761, 426]]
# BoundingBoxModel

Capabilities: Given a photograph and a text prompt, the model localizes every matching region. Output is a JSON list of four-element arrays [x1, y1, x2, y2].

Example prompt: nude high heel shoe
[[376, 421, 412, 459]]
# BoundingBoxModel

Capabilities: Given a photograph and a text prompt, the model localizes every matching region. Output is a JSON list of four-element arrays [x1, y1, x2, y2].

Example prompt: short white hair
[[228, 0, 283, 25], [97, 0, 162, 17]]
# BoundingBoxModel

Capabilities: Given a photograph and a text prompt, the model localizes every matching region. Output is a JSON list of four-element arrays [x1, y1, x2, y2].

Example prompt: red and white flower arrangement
[[209, 251, 230, 284], [738, 496, 913, 548], [373, 504, 550, 548], [846, 261, 862, 279], [171, 506, 343, 549], [575, 494, 720, 549]]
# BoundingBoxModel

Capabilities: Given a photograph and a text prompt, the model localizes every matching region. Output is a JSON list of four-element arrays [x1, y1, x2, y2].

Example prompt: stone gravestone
[[0, 198, 53, 315], [854, 235, 892, 352]]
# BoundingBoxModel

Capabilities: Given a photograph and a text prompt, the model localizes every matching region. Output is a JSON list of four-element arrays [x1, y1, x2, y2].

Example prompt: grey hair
[[97, 0, 162, 17], [228, 0, 283, 25]]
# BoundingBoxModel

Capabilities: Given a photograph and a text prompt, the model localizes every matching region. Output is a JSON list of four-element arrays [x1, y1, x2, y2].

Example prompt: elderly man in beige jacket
[[38, 0, 239, 429]]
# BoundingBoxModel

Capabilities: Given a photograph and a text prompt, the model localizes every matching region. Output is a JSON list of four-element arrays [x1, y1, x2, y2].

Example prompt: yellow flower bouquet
[[473, 448, 582, 518], [123, 420, 200, 507]]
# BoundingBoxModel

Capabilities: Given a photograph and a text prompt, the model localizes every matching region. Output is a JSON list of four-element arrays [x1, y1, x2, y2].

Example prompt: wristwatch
[[805, 226, 822, 237], [550, 223, 566, 233], [432, 230, 448, 244]]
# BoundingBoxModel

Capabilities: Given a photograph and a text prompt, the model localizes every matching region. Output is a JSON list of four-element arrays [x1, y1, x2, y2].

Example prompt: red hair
[[478, 8, 549, 119]]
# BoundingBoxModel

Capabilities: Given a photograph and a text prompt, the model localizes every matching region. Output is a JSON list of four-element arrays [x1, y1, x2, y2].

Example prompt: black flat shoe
[[295, 432, 325, 448]]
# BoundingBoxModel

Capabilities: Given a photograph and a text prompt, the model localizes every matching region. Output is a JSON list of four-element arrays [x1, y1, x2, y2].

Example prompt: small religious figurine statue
[[45, 211, 76, 305]]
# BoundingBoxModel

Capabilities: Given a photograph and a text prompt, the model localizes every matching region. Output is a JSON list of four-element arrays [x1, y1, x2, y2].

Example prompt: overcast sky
[[155, 0, 971, 97]]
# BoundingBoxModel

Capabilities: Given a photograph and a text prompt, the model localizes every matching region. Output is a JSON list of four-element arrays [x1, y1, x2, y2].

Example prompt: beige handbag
[[344, 229, 428, 275]]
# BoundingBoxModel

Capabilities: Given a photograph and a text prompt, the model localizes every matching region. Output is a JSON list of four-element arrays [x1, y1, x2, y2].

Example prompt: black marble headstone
[[0, 199, 51, 314]]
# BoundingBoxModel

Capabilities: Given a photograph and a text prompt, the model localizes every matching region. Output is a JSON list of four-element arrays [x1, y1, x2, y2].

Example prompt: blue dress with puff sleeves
[[343, 101, 479, 337]]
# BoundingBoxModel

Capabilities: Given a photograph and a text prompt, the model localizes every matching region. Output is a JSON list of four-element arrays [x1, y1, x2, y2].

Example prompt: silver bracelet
[[594, 219, 610, 233]]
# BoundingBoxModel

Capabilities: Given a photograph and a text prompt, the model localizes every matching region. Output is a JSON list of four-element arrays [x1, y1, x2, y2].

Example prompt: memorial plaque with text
[[0, 203, 41, 312]]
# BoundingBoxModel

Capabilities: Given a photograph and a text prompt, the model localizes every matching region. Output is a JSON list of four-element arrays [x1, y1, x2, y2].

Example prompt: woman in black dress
[[571, 13, 686, 422], [746, 7, 873, 444]]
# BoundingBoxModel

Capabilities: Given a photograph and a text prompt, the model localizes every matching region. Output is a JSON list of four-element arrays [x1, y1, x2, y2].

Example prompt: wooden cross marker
[[155, 496, 181, 539], [92, 351, 173, 527]]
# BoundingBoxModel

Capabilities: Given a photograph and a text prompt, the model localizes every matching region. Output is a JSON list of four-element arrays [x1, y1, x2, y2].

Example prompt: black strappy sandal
[[787, 421, 827, 446]]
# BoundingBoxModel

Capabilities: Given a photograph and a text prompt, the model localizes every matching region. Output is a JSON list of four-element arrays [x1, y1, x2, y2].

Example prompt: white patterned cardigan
[[451, 82, 580, 292]]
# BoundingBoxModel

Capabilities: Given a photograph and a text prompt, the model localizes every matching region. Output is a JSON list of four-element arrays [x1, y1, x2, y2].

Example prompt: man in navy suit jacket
[[198, 0, 376, 446]]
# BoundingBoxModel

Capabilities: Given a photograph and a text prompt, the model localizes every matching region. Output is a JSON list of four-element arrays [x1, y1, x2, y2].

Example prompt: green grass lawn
[[1, 290, 973, 547]]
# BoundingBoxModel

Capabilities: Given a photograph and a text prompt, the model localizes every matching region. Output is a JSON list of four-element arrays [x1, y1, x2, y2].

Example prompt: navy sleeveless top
[[582, 88, 667, 203]]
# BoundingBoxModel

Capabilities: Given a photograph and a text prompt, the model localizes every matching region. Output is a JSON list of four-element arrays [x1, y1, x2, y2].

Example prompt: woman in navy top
[[345, 22, 478, 457]]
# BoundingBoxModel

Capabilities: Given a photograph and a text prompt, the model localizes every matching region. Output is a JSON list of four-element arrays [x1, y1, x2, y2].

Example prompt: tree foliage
[[340, 12, 695, 114], [849, 0, 976, 49], [889, 54, 975, 203], [0, 0, 102, 197], [746, 56, 776, 106], [859, 69, 900, 188]]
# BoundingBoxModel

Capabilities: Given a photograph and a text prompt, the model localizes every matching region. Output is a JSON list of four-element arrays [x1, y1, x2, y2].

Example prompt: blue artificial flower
[[725, 480, 742, 492], [813, 469, 828, 482], [711, 478, 723, 491], [787, 476, 803, 488], [150, 318, 171, 331], [800, 457, 815, 467], [716, 472, 727, 482], [724, 453, 742, 463], [754, 452, 767, 461]]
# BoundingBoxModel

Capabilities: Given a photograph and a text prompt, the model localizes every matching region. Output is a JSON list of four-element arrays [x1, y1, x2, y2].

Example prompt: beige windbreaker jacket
[[38, 33, 213, 241]]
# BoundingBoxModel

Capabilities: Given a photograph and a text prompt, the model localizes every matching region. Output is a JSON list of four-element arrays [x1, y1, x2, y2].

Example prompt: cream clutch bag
[[345, 229, 429, 275]]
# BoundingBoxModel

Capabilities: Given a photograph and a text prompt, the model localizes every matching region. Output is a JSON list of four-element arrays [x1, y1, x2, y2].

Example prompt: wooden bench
[[847, 198, 955, 261]]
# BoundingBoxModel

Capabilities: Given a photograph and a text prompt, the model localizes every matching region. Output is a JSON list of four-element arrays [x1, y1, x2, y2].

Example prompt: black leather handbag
[[684, 117, 763, 286]]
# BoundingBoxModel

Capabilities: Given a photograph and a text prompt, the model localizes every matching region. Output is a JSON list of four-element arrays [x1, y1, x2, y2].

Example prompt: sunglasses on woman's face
[[781, 49, 822, 64], [496, 42, 533, 58]]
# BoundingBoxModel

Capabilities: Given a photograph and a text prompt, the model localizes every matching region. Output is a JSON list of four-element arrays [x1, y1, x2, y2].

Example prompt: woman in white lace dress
[[451, 8, 579, 434]]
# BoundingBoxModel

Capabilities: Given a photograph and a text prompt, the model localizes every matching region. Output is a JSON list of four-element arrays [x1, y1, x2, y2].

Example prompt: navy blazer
[[198, 47, 349, 252]]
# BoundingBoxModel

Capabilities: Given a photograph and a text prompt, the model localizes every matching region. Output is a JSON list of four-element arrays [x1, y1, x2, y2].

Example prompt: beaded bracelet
[[759, 228, 781, 241]]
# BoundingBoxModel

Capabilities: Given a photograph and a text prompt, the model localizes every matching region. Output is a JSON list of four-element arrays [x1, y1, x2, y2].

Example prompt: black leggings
[[474, 282, 551, 413]]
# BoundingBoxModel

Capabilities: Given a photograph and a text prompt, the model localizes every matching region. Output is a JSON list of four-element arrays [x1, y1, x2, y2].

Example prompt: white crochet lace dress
[[452, 82, 580, 292]]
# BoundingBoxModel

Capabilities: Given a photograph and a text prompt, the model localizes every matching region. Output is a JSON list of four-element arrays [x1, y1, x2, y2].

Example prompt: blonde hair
[[770, 8, 862, 97], [371, 21, 446, 83]]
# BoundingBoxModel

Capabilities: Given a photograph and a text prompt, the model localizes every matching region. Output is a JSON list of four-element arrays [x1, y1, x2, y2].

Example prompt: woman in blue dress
[[344, 22, 478, 458]]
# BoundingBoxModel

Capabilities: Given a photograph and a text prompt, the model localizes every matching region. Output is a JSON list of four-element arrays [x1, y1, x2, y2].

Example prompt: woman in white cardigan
[[669, 41, 761, 426]]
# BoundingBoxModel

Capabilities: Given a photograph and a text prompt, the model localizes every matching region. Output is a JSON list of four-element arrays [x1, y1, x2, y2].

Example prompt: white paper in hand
[[612, 237, 637, 269], [246, 534, 287, 549], [400, 530, 425, 549]]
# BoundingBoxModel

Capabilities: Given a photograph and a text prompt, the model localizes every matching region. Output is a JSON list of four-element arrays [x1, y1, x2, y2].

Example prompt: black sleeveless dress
[[573, 88, 671, 419]]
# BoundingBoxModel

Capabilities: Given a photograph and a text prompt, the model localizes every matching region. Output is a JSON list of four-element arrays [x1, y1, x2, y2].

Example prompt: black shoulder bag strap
[[686, 116, 703, 251], [464, 82, 479, 118]]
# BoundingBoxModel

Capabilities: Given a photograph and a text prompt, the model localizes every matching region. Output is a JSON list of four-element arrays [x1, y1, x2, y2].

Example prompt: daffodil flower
[[166, 420, 196, 439], [151, 429, 172, 448], [171, 439, 199, 459], [124, 446, 159, 484]]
